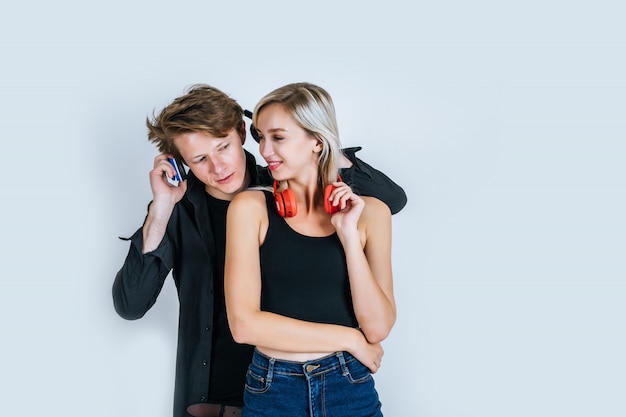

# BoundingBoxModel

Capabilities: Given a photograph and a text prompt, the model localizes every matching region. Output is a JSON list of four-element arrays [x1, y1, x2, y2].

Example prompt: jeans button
[[306, 364, 320, 373]]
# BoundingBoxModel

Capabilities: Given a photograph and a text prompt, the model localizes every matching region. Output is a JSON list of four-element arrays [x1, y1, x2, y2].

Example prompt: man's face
[[174, 128, 248, 201]]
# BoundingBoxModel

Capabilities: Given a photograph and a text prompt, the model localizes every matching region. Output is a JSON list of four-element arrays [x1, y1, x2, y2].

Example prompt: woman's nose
[[259, 139, 273, 157]]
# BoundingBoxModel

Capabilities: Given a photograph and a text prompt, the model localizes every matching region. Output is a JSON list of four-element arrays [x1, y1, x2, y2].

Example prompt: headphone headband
[[244, 109, 260, 143]]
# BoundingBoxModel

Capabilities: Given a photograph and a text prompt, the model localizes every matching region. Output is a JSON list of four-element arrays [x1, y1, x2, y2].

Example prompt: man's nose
[[208, 155, 225, 174]]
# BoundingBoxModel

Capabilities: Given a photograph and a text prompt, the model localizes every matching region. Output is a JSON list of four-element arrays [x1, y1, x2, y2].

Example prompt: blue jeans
[[242, 349, 383, 417]]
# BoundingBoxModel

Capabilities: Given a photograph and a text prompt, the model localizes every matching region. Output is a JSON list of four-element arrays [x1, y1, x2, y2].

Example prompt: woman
[[224, 82, 396, 417]]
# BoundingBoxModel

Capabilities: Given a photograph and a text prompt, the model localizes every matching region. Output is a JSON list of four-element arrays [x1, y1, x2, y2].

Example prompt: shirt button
[[205, 326, 210, 331], [202, 360, 208, 366], [200, 396, 206, 402]]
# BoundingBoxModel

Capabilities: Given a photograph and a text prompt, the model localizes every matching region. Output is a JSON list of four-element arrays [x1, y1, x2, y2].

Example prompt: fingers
[[149, 154, 187, 202], [368, 344, 384, 374], [327, 182, 360, 211], [153, 154, 175, 175], [151, 154, 182, 186], [369, 358, 382, 374], [153, 153, 172, 168], [353, 337, 384, 374]]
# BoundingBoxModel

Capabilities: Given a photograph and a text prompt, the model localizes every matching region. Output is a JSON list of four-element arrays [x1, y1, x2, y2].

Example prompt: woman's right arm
[[224, 191, 383, 372]]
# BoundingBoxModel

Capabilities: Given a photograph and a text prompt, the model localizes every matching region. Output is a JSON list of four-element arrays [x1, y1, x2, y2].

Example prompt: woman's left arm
[[331, 189, 396, 343]]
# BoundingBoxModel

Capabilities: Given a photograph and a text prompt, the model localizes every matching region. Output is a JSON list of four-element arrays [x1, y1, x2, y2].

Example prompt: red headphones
[[273, 180, 298, 217], [273, 177, 341, 217]]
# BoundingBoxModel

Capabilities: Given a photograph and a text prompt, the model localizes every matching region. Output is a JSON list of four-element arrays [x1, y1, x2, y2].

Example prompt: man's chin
[[206, 182, 245, 199]]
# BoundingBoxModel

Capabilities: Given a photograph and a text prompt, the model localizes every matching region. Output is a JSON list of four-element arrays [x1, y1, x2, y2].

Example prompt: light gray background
[[1, 0, 624, 416]]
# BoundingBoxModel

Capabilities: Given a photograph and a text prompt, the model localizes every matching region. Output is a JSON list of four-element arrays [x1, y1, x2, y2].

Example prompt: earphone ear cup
[[275, 188, 297, 217], [250, 123, 260, 143], [324, 185, 340, 214], [243, 110, 261, 143]]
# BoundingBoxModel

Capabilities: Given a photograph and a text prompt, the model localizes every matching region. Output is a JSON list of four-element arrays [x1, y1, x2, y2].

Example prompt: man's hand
[[149, 154, 188, 204], [142, 154, 188, 253]]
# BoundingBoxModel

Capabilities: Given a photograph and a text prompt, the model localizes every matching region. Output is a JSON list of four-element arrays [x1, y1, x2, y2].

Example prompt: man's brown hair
[[147, 84, 244, 161]]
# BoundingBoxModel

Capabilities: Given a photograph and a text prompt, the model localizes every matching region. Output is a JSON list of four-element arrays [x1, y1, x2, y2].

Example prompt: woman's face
[[256, 103, 321, 182]]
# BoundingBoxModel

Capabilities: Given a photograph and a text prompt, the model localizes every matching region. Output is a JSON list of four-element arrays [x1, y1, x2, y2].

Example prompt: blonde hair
[[253, 82, 341, 189]]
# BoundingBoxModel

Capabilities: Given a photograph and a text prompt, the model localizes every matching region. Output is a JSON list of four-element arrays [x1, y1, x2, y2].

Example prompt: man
[[113, 84, 407, 417]]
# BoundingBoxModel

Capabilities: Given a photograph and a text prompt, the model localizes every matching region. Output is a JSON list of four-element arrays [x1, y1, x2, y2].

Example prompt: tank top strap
[[261, 190, 289, 238], [262, 190, 278, 221]]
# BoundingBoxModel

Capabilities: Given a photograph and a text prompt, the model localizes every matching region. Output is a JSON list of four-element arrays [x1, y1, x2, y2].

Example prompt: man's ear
[[239, 123, 247, 145]]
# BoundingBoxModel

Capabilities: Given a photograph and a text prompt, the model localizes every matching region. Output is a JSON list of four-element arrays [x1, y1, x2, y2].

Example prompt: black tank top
[[259, 191, 358, 328]]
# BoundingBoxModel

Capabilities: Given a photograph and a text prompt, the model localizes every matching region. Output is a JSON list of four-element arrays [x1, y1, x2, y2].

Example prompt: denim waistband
[[251, 349, 359, 377]]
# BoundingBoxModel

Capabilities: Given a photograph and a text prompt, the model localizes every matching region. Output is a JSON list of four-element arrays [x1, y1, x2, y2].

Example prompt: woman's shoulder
[[358, 196, 392, 231], [361, 195, 392, 216], [358, 196, 392, 244], [230, 189, 268, 210]]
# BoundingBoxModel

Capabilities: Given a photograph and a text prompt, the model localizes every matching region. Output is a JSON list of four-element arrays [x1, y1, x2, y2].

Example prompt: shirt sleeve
[[340, 147, 408, 215], [112, 224, 174, 320]]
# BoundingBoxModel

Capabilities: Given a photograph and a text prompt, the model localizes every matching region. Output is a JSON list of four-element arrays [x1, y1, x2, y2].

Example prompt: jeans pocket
[[344, 358, 373, 384], [245, 361, 271, 394]]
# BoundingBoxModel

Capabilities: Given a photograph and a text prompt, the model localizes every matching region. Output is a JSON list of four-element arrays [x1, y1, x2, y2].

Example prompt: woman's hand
[[327, 182, 364, 239], [349, 330, 384, 374]]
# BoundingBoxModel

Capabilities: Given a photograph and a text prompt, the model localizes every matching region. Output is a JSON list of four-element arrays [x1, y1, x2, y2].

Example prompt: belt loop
[[336, 351, 349, 376], [266, 356, 275, 384]]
